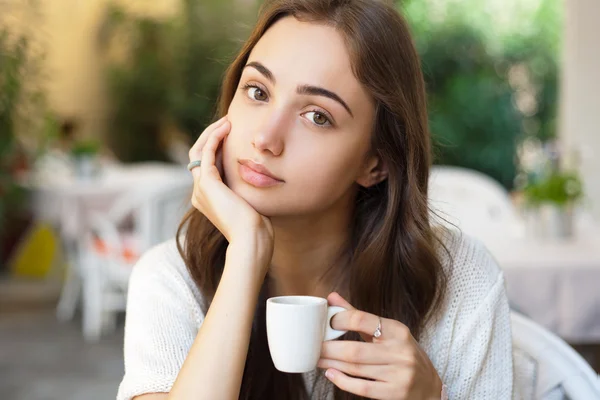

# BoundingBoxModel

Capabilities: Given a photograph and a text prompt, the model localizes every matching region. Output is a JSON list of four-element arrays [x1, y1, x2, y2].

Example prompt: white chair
[[511, 311, 600, 399], [428, 165, 524, 241], [58, 175, 192, 341]]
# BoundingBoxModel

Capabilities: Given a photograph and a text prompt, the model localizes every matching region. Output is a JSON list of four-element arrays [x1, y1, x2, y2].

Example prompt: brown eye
[[313, 113, 328, 125], [305, 111, 331, 127], [248, 87, 268, 101]]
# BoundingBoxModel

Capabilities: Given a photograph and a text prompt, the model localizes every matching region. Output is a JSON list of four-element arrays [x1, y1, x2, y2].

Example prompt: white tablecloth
[[23, 161, 191, 242], [485, 232, 600, 343]]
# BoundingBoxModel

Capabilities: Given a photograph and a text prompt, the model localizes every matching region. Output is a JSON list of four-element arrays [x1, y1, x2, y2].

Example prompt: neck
[[267, 192, 355, 299]]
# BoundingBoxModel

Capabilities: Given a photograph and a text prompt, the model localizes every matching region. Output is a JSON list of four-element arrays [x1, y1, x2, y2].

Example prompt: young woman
[[117, 1, 514, 399]]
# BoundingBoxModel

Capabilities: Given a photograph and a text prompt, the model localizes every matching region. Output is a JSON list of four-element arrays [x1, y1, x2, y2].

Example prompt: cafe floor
[[0, 309, 124, 400], [0, 279, 124, 400]]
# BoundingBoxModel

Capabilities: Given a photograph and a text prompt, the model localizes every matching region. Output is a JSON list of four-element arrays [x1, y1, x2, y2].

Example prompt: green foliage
[[0, 20, 53, 268], [418, 24, 522, 188], [0, 30, 30, 234], [523, 171, 583, 207], [99, 5, 174, 162], [70, 138, 101, 158], [400, 0, 561, 189], [170, 0, 248, 140], [98, 0, 254, 162], [0, 31, 24, 161]]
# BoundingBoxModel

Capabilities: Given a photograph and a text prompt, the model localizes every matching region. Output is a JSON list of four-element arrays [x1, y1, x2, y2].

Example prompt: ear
[[356, 153, 388, 188]]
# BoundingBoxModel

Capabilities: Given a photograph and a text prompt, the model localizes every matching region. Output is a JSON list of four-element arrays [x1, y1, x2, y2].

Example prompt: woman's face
[[223, 16, 378, 217]]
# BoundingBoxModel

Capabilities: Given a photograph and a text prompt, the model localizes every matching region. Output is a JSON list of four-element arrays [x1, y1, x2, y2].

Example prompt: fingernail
[[325, 369, 333, 380]]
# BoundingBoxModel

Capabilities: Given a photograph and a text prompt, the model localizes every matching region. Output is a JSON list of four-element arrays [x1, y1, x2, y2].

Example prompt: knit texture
[[117, 231, 518, 400]]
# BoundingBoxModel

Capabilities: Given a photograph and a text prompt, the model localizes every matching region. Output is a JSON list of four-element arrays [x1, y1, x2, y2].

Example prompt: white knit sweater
[[117, 232, 517, 400]]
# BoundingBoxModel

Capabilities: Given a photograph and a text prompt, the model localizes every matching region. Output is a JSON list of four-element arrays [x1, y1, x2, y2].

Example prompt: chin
[[230, 183, 288, 217]]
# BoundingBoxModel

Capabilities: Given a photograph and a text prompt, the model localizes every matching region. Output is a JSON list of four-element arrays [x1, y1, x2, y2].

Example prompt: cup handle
[[324, 306, 347, 341]]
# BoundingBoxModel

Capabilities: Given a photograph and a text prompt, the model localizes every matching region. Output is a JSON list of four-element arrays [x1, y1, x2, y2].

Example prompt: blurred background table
[[16, 158, 193, 331], [21, 160, 190, 245], [487, 231, 600, 344]]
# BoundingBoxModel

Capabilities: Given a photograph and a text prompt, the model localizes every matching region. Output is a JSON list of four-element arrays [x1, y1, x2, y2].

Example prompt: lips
[[238, 159, 284, 188]]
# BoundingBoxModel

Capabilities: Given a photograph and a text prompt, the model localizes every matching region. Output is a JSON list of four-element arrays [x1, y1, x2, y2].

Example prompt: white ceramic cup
[[266, 296, 347, 373]]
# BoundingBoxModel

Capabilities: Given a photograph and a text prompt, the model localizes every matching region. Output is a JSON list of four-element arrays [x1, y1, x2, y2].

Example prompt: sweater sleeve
[[426, 233, 514, 399], [443, 271, 513, 398], [116, 243, 204, 400]]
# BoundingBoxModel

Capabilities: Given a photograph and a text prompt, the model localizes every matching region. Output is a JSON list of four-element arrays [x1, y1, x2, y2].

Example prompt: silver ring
[[373, 317, 382, 338], [187, 160, 202, 171]]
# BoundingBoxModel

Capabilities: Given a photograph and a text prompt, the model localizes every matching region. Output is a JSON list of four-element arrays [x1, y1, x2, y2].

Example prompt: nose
[[252, 111, 288, 156]]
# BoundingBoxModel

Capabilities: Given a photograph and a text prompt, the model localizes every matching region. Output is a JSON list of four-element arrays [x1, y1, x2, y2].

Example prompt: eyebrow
[[244, 61, 354, 118]]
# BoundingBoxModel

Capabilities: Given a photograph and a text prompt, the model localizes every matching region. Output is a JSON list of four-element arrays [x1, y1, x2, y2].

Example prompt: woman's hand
[[318, 293, 443, 400], [189, 116, 274, 268]]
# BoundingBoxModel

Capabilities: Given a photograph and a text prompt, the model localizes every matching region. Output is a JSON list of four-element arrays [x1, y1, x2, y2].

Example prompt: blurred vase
[[525, 203, 575, 240], [73, 155, 100, 180]]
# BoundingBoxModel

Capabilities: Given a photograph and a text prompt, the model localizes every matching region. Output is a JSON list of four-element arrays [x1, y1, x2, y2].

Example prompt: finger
[[327, 292, 356, 310], [330, 308, 386, 341], [215, 144, 225, 178], [189, 116, 228, 161], [199, 120, 230, 181], [321, 341, 388, 365], [324, 369, 391, 399], [328, 292, 374, 342], [189, 120, 230, 181], [318, 358, 390, 381]]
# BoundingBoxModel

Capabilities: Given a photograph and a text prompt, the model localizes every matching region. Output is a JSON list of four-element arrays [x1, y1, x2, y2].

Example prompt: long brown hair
[[176, 0, 448, 398]]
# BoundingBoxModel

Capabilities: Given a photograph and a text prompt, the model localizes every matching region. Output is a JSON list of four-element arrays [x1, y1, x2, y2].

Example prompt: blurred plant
[[515, 138, 583, 207], [97, 5, 175, 162], [0, 22, 52, 267], [97, 0, 255, 162], [416, 24, 522, 188], [503, 0, 560, 144], [170, 0, 251, 140], [70, 138, 101, 158], [0, 31, 27, 232], [523, 171, 583, 207], [400, 0, 561, 189]]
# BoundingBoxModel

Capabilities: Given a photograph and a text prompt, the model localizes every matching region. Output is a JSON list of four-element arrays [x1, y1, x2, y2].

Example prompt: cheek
[[220, 120, 262, 194], [289, 143, 362, 203], [227, 91, 255, 132], [310, 134, 365, 179], [221, 129, 242, 186], [222, 100, 249, 175]]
